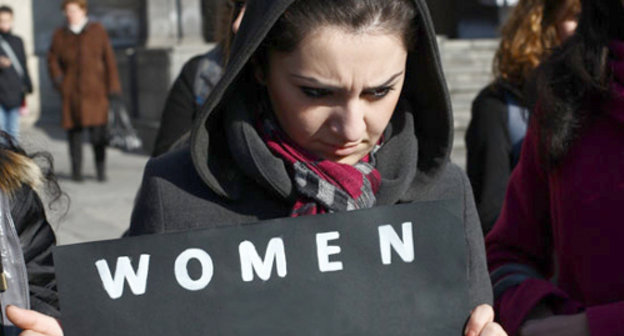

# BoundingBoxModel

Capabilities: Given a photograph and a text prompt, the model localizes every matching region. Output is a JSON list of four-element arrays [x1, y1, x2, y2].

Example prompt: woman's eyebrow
[[290, 71, 405, 90], [289, 74, 341, 90], [364, 72, 404, 90]]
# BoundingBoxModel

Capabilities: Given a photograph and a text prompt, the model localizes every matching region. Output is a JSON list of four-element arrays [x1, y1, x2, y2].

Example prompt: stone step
[[450, 146, 466, 169], [442, 58, 493, 70], [446, 71, 492, 84], [438, 38, 498, 171], [451, 103, 471, 119], [448, 81, 490, 94], [441, 39, 499, 52], [451, 91, 478, 106], [442, 49, 496, 61]]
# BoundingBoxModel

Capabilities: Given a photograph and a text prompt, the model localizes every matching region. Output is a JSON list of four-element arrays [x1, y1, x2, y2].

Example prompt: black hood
[[190, 0, 453, 202]]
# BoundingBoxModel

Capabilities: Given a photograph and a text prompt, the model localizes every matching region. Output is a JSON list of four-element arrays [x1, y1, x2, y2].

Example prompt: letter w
[[95, 255, 150, 300], [239, 238, 287, 282]]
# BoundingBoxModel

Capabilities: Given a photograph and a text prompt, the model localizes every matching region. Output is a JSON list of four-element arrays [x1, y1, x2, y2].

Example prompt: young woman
[[151, 0, 247, 157], [486, 0, 624, 334], [7, 0, 505, 334], [465, 0, 580, 234], [47, 0, 121, 182], [0, 133, 62, 333]]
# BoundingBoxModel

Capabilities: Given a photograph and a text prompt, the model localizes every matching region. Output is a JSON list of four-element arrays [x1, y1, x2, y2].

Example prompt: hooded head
[[190, 0, 452, 202]]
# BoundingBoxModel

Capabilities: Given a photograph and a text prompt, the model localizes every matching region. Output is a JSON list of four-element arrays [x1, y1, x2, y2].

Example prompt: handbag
[[107, 97, 143, 152]]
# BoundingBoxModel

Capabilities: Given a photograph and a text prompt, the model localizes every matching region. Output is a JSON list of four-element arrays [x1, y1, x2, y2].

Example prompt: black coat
[[152, 46, 223, 157], [10, 185, 60, 317], [0, 32, 32, 110], [130, 0, 493, 312], [465, 80, 534, 234]]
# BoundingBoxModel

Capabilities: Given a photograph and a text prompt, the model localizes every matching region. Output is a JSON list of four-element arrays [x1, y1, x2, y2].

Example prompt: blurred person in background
[[0, 5, 33, 142], [0, 132, 62, 334], [486, 0, 624, 334], [47, 0, 122, 182], [151, 0, 246, 157], [465, 0, 580, 234]]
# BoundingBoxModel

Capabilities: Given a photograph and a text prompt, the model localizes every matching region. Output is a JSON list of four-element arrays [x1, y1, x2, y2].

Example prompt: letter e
[[316, 232, 343, 273]]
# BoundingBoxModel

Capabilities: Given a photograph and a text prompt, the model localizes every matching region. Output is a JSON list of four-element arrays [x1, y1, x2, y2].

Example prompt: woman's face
[[231, 2, 246, 34], [64, 3, 87, 26], [557, 18, 578, 41], [555, 3, 580, 42], [263, 27, 408, 165]]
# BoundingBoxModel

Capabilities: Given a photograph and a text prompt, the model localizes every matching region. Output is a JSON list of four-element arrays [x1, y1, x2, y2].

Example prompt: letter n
[[378, 222, 415, 265]]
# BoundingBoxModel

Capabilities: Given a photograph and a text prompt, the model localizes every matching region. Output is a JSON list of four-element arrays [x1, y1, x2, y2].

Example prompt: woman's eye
[[300, 87, 332, 98], [365, 87, 393, 99]]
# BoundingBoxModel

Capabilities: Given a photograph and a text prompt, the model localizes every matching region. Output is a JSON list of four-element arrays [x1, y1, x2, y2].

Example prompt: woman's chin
[[319, 152, 365, 166]]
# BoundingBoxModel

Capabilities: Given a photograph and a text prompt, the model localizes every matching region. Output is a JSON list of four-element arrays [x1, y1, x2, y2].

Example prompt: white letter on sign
[[378, 222, 415, 265], [95, 255, 150, 300], [239, 238, 287, 282], [174, 248, 214, 291], [316, 232, 343, 273]]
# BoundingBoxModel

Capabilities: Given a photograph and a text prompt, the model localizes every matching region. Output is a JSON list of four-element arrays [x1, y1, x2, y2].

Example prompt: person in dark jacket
[[151, 0, 246, 157], [465, 0, 580, 234], [0, 133, 61, 334], [0, 6, 33, 141], [486, 0, 624, 334], [47, 0, 122, 182], [6, 0, 506, 334]]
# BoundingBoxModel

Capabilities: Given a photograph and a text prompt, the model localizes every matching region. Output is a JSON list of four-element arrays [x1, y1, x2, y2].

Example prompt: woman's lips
[[323, 142, 361, 157]]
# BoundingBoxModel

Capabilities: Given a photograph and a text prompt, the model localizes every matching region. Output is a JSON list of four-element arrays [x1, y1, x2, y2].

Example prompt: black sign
[[54, 200, 471, 336]]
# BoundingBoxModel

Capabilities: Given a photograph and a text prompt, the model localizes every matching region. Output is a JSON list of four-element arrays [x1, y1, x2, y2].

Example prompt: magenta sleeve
[[586, 301, 624, 336]]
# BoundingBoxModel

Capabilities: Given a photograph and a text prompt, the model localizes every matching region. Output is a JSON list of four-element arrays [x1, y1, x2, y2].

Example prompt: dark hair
[[536, 0, 624, 168], [256, 0, 417, 68], [0, 132, 67, 212], [0, 5, 13, 15]]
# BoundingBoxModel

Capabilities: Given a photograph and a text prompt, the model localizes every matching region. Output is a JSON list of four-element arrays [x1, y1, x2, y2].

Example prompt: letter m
[[239, 238, 287, 282]]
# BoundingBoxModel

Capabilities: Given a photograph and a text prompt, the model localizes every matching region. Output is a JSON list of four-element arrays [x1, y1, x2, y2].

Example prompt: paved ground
[[20, 124, 149, 245]]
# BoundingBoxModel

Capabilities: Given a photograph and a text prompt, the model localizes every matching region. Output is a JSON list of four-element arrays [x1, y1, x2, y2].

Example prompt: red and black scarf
[[258, 118, 382, 217]]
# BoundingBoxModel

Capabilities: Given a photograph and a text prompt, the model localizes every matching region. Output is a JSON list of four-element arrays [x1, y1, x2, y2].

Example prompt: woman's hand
[[519, 313, 589, 336], [465, 304, 508, 336], [6, 305, 63, 336], [0, 56, 11, 68]]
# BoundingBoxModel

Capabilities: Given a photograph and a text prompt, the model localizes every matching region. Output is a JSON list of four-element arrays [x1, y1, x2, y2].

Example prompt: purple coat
[[486, 74, 624, 336]]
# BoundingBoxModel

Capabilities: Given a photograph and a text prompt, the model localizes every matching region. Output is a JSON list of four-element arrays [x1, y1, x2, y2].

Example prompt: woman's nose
[[330, 100, 366, 143]]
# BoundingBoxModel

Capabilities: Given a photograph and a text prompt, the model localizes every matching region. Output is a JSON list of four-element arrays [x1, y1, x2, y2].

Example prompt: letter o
[[174, 248, 214, 291]]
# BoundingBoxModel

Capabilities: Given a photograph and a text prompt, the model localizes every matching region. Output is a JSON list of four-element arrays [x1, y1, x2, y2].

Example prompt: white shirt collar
[[69, 17, 89, 34]]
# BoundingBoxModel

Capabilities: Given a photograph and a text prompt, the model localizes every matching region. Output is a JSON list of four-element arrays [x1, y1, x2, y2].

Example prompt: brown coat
[[47, 22, 121, 130]]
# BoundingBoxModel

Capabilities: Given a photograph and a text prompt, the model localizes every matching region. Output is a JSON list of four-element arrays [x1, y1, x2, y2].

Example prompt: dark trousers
[[67, 125, 107, 179]]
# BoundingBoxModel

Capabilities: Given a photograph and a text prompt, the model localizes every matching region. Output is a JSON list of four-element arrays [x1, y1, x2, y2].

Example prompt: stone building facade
[[6, 0, 503, 157]]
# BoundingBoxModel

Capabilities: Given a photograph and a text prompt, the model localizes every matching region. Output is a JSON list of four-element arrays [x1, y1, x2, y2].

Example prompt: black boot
[[94, 144, 107, 182], [68, 129, 83, 182], [96, 161, 107, 182]]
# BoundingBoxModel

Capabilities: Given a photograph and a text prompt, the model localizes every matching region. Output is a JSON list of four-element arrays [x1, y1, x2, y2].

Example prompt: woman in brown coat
[[47, 0, 121, 182]]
